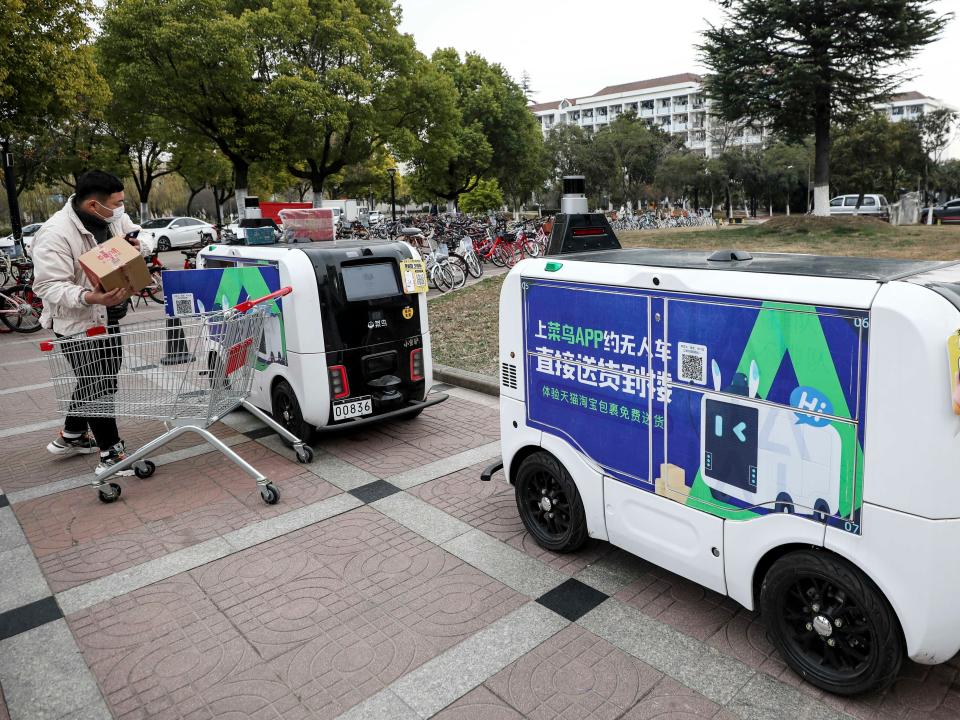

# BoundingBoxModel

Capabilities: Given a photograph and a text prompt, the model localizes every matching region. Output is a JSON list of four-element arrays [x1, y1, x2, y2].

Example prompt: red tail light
[[328, 365, 350, 399], [410, 348, 424, 382]]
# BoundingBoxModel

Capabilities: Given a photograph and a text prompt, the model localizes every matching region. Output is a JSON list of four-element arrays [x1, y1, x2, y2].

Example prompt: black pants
[[57, 322, 122, 450]]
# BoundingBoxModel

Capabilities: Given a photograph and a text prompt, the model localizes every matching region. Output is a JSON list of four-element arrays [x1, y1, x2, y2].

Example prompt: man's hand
[[124, 233, 141, 250], [85, 287, 130, 306]]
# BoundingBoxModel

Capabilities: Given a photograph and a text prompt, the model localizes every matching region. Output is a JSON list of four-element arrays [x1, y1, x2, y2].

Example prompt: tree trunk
[[234, 161, 249, 220], [812, 100, 831, 217], [139, 201, 150, 222], [725, 183, 732, 220]]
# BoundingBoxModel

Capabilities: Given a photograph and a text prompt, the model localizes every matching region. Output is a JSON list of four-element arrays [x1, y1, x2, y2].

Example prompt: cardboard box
[[79, 236, 152, 293]]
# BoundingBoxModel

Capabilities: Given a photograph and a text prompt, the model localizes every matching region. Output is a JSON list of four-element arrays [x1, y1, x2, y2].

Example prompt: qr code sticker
[[171, 293, 195, 317], [677, 342, 707, 385]]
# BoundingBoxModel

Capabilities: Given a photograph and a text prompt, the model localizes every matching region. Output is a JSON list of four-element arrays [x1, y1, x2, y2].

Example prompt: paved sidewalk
[[1, 308, 959, 720]]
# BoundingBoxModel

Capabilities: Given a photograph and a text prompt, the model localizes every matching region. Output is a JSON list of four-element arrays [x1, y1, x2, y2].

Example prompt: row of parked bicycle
[[610, 209, 719, 231]]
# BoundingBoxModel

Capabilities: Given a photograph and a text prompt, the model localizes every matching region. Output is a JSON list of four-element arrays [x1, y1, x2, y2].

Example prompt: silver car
[[828, 194, 890, 220]]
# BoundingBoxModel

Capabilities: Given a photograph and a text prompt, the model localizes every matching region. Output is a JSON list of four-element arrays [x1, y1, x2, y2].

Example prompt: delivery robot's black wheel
[[295, 445, 314, 464], [260, 483, 280, 505], [514, 451, 588, 553], [134, 460, 156, 479], [271, 380, 312, 445], [760, 550, 903, 695], [98, 483, 122, 504]]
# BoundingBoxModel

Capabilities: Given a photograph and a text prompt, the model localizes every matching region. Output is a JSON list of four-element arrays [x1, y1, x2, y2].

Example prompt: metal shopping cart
[[40, 287, 314, 504]]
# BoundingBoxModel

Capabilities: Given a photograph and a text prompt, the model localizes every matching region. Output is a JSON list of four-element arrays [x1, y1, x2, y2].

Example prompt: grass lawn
[[428, 217, 960, 375]]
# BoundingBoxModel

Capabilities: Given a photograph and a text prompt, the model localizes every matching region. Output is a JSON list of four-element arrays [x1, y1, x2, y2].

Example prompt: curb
[[433, 364, 500, 397]]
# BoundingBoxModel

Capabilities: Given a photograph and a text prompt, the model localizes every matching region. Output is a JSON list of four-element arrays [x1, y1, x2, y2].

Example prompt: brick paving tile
[[408, 461, 524, 541], [433, 686, 526, 719], [485, 624, 664, 720], [1, 419, 236, 493], [67, 575, 310, 720], [614, 562, 741, 642], [322, 396, 499, 478], [411, 460, 614, 575], [0, 357, 51, 388], [619, 677, 724, 719], [0, 385, 58, 430], [192, 508, 525, 668], [14, 441, 338, 592]]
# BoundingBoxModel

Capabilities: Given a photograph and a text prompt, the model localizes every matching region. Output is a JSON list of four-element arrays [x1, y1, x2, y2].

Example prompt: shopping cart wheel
[[294, 445, 314, 464], [134, 460, 156, 479], [98, 483, 122, 504], [260, 483, 280, 505]]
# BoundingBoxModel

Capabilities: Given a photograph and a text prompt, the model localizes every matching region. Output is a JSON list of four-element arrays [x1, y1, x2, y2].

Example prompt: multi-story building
[[530, 75, 952, 157], [881, 91, 954, 123], [528, 73, 765, 157]]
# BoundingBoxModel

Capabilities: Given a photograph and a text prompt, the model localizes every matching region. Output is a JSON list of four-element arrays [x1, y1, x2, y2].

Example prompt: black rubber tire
[[271, 379, 313, 444], [514, 451, 588, 553], [760, 550, 903, 695], [260, 483, 280, 505], [134, 460, 156, 479], [0, 285, 42, 333], [157, 236, 171, 252], [295, 445, 314, 464], [145, 269, 165, 304], [98, 483, 122, 504]]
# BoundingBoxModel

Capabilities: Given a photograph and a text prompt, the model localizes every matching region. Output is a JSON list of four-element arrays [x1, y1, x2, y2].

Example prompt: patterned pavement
[[2, 306, 960, 720]]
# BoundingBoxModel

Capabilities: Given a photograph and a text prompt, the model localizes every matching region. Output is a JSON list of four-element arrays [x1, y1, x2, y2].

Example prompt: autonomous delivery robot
[[487, 176, 960, 696], [196, 231, 447, 440]]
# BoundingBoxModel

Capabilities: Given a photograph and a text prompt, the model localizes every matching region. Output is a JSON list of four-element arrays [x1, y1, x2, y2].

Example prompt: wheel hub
[[812, 614, 833, 638], [539, 497, 553, 512]]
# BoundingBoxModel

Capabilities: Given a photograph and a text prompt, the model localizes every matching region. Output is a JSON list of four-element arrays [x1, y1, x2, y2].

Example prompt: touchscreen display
[[342, 263, 399, 301]]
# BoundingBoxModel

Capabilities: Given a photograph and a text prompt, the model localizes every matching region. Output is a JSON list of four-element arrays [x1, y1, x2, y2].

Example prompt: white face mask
[[95, 200, 125, 222]]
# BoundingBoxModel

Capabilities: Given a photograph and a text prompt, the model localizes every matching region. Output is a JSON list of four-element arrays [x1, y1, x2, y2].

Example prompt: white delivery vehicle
[[489, 185, 960, 696], [196, 236, 446, 439]]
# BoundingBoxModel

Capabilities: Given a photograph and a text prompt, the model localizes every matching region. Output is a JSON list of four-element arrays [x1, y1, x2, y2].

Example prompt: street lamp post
[[1, 138, 23, 243], [387, 167, 397, 222]]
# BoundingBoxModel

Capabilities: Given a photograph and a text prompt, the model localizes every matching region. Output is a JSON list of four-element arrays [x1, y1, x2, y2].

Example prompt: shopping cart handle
[[234, 287, 292, 313]]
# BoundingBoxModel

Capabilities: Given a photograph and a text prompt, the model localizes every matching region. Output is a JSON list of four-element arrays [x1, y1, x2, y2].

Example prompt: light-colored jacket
[[32, 199, 143, 336]]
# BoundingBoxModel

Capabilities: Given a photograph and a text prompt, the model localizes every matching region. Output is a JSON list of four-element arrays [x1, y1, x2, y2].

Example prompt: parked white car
[[139, 217, 217, 252], [829, 194, 890, 220]]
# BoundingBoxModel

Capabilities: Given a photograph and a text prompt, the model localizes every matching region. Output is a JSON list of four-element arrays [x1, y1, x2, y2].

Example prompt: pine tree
[[700, 0, 950, 215]]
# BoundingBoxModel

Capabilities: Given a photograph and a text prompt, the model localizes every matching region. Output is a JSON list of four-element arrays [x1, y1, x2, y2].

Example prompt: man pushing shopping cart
[[39, 285, 313, 504]]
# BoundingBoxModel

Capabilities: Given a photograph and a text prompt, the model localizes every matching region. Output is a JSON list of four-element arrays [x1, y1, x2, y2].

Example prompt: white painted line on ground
[[442, 528, 567, 598], [6, 433, 249, 504], [0, 418, 61, 439], [2, 355, 47, 367], [387, 441, 501, 490], [389, 602, 569, 718], [0, 619, 112, 720], [56, 492, 363, 615], [0, 381, 54, 396]]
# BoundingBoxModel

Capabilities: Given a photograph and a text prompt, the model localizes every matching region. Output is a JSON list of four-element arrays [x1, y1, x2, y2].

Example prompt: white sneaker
[[47, 431, 99, 456], [95, 442, 134, 477]]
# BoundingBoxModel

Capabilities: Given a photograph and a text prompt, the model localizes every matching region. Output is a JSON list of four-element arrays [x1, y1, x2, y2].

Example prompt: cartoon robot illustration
[[699, 359, 842, 519]]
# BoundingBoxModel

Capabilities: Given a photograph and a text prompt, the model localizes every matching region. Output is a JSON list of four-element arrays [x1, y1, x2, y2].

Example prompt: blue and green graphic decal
[[522, 278, 868, 535], [163, 265, 287, 371]]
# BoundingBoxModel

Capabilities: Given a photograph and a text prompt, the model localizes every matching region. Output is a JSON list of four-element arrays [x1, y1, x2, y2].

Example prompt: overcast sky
[[397, 0, 960, 110]]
